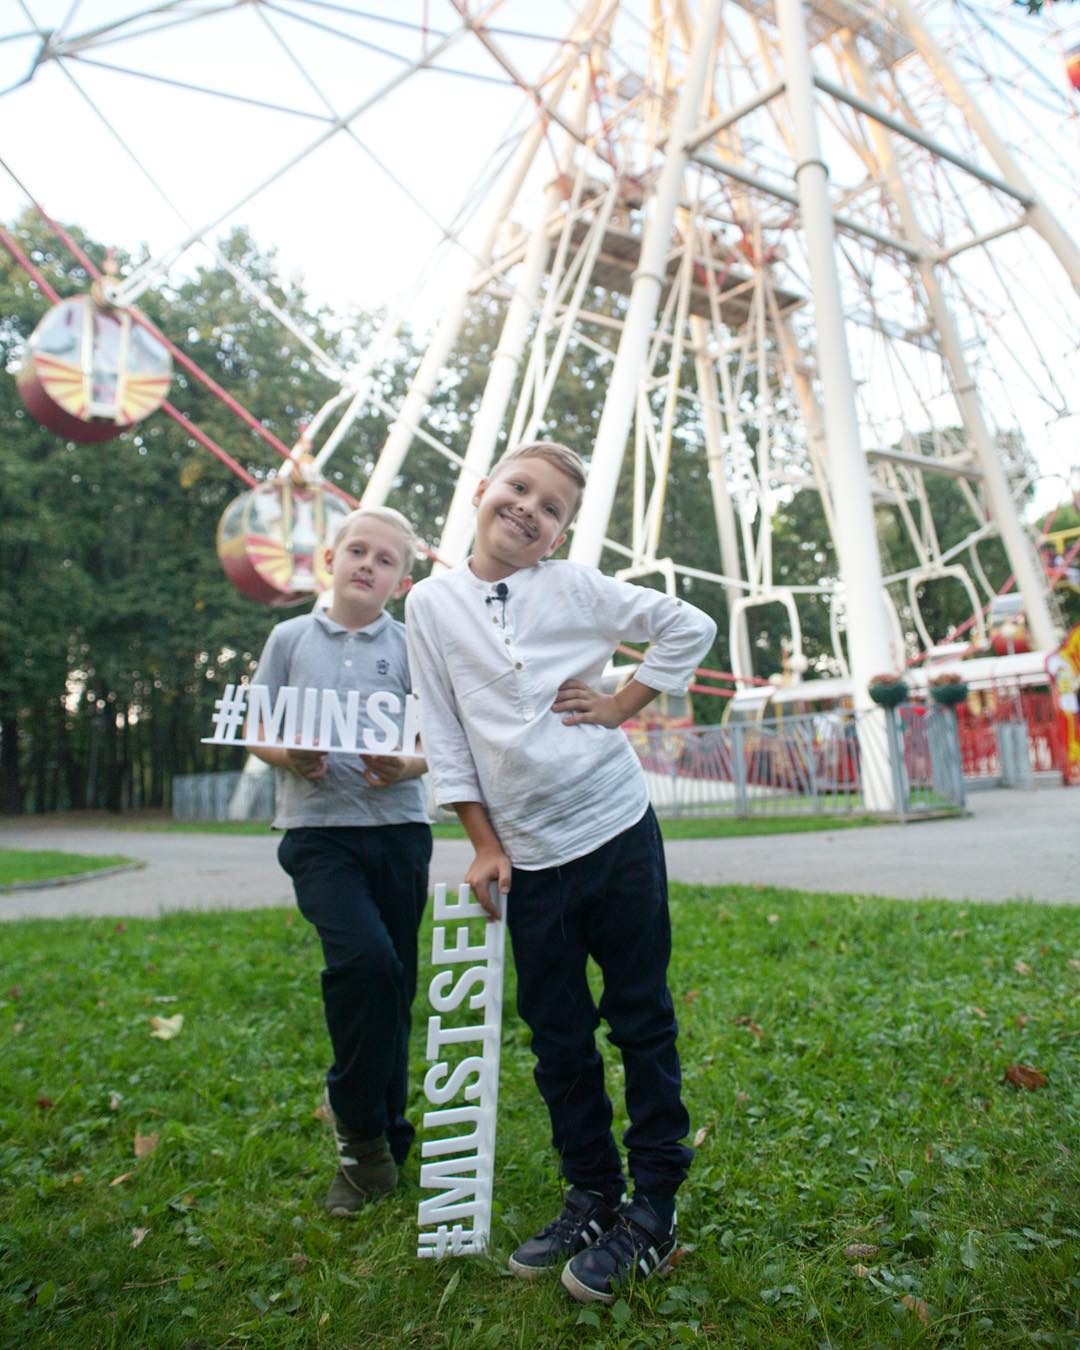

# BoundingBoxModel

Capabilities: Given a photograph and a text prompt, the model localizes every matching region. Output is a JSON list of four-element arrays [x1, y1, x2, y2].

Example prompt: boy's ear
[[542, 531, 567, 558], [393, 574, 413, 599], [472, 477, 489, 507], [324, 545, 335, 573]]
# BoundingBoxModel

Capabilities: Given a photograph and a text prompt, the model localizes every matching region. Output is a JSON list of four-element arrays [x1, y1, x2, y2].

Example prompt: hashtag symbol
[[210, 685, 248, 741]]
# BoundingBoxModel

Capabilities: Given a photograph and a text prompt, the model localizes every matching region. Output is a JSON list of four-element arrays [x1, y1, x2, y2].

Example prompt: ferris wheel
[[1, 0, 1077, 696]]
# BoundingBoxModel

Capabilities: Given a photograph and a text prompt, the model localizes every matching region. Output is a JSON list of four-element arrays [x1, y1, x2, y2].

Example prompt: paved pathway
[[1, 785, 1075, 921]]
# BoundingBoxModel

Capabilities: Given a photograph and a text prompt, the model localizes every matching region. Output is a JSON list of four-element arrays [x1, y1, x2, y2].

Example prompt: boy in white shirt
[[405, 443, 715, 1304]]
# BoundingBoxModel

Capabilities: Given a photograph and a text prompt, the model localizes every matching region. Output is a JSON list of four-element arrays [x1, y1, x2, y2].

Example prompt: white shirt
[[405, 559, 716, 869]]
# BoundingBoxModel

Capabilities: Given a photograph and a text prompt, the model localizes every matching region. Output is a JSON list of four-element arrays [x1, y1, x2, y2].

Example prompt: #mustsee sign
[[203, 684, 422, 756]]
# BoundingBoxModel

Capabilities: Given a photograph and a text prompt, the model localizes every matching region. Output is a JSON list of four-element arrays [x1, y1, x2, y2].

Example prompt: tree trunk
[[0, 713, 21, 815]]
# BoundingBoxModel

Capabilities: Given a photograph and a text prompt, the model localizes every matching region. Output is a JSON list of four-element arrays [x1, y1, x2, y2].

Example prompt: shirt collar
[[313, 607, 392, 639]]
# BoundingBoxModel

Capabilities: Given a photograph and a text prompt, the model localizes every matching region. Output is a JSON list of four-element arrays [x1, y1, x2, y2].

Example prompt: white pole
[[775, 0, 896, 807], [569, 0, 724, 567], [890, 0, 1080, 292], [839, 35, 1059, 652], [690, 314, 750, 674], [362, 4, 601, 509], [434, 66, 595, 568]]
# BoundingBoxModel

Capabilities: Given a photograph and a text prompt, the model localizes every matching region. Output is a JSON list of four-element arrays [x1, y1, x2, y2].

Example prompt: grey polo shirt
[[252, 608, 428, 830]]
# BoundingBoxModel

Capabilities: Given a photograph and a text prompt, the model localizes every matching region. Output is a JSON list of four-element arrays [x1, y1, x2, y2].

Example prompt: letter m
[[417, 1157, 481, 1225], [247, 684, 298, 745]]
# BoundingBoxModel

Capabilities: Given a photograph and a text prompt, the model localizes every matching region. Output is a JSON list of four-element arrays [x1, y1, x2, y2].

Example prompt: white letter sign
[[416, 883, 506, 1259], [202, 684, 422, 756]]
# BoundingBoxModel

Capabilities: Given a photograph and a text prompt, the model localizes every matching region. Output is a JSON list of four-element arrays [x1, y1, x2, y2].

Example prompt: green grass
[[107, 814, 885, 840], [0, 849, 136, 887], [2, 888, 1077, 1347]]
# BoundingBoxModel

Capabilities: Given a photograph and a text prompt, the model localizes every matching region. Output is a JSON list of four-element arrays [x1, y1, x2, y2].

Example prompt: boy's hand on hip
[[552, 679, 624, 729], [285, 745, 327, 780], [465, 848, 510, 921]]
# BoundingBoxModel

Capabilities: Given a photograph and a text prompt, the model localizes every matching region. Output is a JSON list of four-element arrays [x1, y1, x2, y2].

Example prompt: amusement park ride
[[2, 0, 1078, 778]]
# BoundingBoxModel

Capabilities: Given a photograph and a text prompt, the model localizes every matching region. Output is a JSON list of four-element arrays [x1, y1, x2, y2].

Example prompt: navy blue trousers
[[277, 823, 431, 1165], [506, 806, 691, 1196]]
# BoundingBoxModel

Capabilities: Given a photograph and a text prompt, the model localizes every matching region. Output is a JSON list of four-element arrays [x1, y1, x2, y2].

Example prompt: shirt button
[[515, 661, 523, 670], [504, 637, 511, 645], [492, 617, 498, 624]]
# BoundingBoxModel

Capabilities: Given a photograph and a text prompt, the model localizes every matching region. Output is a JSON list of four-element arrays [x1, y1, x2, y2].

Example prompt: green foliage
[[0, 886, 1076, 1344]]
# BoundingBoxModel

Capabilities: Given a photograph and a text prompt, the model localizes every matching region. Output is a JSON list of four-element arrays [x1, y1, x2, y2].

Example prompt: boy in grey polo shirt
[[252, 507, 430, 1217]]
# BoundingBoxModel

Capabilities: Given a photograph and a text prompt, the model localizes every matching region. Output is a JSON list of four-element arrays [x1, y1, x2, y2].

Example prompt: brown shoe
[[323, 1091, 397, 1215]]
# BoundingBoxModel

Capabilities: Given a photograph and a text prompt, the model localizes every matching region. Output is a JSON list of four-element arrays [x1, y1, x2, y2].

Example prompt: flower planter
[[868, 681, 909, 709], [931, 681, 968, 708]]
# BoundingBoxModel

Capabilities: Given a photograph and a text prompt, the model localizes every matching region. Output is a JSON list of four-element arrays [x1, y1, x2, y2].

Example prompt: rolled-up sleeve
[[405, 587, 483, 805], [575, 569, 716, 694]]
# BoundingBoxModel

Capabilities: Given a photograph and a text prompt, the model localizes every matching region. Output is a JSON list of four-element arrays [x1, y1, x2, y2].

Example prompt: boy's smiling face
[[471, 456, 579, 580], [326, 517, 411, 624]]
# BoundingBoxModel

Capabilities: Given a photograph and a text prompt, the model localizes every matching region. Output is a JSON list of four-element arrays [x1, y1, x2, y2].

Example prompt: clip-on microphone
[[485, 581, 510, 627]]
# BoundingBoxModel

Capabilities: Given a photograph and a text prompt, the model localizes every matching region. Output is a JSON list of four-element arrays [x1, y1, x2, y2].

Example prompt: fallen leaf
[[853, 1263, 870, 1277], [109, 1091, 122, 1111], [6, 985, 20, 1000], [110, 1172, 134, 1187], [971, 1006, 987, 1019], [134, 1130, 160, 1160], [96, 999, 105, 1008], [693, 1126, 709, 1148], [735, 1091, 749, 1104], [924, 1143, 933, 1163], [114, 923, 126, 934], [844, 1243, 879, 1260], [1013, 960, 1032, 977], [901, 1294, 929, 1324], [285, 1252, 310, 1270], [683, 989, 700, 1004], [733, 1015, 763, 1039], [312, 1102, 331, 1123], [130, 1227, 149, 1249], [148, 1014, 184, 1040], [12, 1022, 23, 1035], [767, 913, 779, 924], [35, 1095, 54, 1110], [1067, 959, 1080, 972], [1015, 1014, 1030, 1028], [665, 1246, 690, 1269], [1002, 1063, 1047, 1091], [950, 929, 969, 939], [285, 912, 296, 928], [318, 1312, 331, 1327]]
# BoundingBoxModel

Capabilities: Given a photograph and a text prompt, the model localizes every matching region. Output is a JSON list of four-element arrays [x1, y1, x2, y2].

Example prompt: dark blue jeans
[[506, 806, 691, 1196], [277, 823, 431, 1165]]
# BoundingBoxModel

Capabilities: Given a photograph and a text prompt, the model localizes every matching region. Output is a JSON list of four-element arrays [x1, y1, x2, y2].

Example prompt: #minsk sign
[[203, 683, 422, 755]]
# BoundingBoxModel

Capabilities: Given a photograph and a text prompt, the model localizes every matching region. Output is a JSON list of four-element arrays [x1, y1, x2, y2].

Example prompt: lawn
[[1, 887, 1077, 1347], [107, 814, 885, 840], [0, 849, 137, 888]]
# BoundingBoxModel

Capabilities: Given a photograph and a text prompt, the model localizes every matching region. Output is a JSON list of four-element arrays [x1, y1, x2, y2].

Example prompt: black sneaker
[[560, 1198, 676, 1303], [507, 1187, 622, 1280]]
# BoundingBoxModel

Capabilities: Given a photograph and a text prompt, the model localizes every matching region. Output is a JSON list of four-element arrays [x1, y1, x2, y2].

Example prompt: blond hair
[[491, 441, 588, 521], [331, 506, 420, 572]]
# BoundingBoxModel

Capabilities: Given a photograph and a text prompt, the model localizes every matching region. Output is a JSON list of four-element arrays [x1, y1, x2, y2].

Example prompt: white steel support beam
[[690, 314, 751, 676], [775, 0, 896, 806], [434, 57, 596, 568], [840, 34, 1058, 651], [362, 2, 601, 509], [570, 0, 724, 566], [889, 0, 1080, 291]]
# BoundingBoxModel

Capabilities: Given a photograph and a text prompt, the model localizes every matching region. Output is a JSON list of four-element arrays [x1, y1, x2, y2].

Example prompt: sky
[[1, 0, 1077, 516]]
